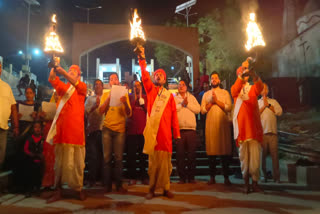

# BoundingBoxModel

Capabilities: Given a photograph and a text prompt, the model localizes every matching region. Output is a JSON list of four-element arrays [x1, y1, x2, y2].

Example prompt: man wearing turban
[[47, 65, 87, 202], [136, 46, 180, 199], [231, 58, 264, 194]]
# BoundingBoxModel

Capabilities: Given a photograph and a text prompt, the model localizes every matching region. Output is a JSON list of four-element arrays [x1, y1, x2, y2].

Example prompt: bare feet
[[46, 190, 61, 204], [129, 179, 137, 186], [145, 192, 154, 200], [189, 179, 196, 184], [224, 177, 232, 186], [163, 190, 174, 199], [252, 181, 263, 193], [208, 177, 216, 185], [116, 186, 128, 194], [79, 191, 86, 201]]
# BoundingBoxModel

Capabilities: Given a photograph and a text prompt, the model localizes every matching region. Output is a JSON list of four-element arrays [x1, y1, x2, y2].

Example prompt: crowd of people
[[0, 46, 283, 202]]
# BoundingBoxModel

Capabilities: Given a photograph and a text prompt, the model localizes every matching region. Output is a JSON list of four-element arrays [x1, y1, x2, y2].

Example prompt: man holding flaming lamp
[[231, 12, 266, 194], [131, 9, 180, 199], [44, 15, 87, 202]]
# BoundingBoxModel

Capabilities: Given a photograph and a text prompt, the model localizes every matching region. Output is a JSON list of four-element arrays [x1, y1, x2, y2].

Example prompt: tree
[[153, 1, 247, 88]]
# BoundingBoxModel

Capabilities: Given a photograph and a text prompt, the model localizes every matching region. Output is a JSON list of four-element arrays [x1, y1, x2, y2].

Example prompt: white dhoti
[[54, 144, 85, 191], [239, 140, 261, 181]]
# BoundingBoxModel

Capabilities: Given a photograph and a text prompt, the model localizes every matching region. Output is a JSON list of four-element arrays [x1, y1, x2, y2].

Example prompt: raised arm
[[231, 77, 245, 99]]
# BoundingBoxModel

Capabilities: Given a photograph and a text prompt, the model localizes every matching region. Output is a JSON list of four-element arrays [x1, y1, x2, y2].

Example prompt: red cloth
[[127, 94, 147, 135], [24, 135, 42, 163], [154, 69, 166, 80], [200, 74, 209, 88], [42, 121, 55, 187], [49, 76, 87, 146], [139, 60, 180, 153], [231, 77, 264, 146]]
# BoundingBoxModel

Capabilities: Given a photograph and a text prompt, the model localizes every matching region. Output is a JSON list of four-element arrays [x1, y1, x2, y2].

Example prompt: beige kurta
[[201, 88, 232, 156]]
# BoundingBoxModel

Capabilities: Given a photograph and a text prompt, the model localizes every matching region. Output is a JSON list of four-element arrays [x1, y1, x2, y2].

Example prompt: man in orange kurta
[[136, 46, 180, 199], [47, 65, 87, 202], [231, 59, 264, 193]]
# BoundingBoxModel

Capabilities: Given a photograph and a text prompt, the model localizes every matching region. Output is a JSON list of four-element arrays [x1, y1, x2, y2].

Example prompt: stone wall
[[272, 20, 320, 78]]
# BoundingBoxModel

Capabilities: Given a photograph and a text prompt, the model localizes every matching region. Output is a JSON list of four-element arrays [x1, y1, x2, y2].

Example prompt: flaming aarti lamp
[[130, 9, 146, 58], [244, 12, 266, 70], [44, 14, 64, 69]]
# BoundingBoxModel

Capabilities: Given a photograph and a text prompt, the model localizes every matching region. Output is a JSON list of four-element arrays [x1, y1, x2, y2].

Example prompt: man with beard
[[200, 72, 232, 185], [136, 46, 180, 199], [231, 59, 264, 193]]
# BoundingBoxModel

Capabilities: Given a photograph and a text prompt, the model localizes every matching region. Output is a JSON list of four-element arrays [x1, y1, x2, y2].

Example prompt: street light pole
[[24, 0, 40, 73], [75, 5, 102, 83]]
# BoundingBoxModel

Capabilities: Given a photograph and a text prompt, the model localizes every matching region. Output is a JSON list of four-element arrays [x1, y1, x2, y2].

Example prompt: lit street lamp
[[75, 4, 102, 83]]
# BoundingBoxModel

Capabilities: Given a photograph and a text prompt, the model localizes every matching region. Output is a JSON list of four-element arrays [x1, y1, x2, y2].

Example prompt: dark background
[[0, 0, 283, 83]]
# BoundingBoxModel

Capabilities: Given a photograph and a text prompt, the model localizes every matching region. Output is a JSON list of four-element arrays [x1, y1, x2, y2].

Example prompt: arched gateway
[[72, 23, 200, 86]]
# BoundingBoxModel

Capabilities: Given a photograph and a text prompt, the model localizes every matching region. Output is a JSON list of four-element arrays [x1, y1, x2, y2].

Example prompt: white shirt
[[258, 97, 283, 134], [0, 78, 16, 130], [85, 95, 103, 134], [174, 92, 200, 130]]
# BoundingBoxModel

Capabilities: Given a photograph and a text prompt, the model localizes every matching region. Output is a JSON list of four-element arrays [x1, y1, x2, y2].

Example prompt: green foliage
[[153, 1, 247, 85]]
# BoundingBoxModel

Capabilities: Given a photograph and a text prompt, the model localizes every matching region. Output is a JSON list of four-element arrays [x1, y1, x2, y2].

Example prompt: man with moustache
[[136, 46, 180, 199], [201, 72, 232, 185]]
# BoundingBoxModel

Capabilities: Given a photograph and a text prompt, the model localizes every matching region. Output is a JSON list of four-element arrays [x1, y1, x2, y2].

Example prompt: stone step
[[0, 171, 12, 193]]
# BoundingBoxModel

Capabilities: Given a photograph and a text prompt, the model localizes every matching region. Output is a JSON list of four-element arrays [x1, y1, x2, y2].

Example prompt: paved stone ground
[[0, 175, 320, 214]]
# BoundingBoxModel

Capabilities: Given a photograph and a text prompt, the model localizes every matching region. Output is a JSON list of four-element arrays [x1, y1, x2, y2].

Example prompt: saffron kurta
[[231, 77, 264, 146], [200, 88, 232, 155], [49, 76, 87, 146], [139, 60, 180, 153]]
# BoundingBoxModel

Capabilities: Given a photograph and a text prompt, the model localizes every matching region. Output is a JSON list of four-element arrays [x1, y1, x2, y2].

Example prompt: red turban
[[154, 69, 166, 80], [69, 65, 81, 76]]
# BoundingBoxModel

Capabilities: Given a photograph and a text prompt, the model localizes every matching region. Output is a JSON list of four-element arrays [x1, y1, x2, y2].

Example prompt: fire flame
[[44, 14, 64, 53], [52, 14, 56, 23], [245, 13, 266, 51], [130, 9, 146, 41]]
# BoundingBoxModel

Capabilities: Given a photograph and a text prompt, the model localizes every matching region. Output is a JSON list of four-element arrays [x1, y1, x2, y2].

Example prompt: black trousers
[[176, 130, 198, 181], [86, 130, 103, 183], [126, 134, 148, 180], [208, 155, 231, 178], [23, 156, 43, 192]]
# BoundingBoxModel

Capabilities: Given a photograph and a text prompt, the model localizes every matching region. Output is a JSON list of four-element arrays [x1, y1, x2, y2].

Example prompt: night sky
[[0, 0, 284, 83]]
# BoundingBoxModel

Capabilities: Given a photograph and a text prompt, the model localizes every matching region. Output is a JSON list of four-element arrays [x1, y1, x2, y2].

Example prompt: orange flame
[[52, 14, 56, 23], [130, 9, 146, 41], [245, 13, 266, 51], [44, 14, 64, 53]]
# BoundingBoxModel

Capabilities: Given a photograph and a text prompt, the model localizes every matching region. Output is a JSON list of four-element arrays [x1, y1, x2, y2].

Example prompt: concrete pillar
[[116, 58, 121, 82], [132, 59, 135, 75], [9, 64, 13, 74], [282, 0, 297, 44], [96, 58, 100, 80], [150, 59, 154, 73]]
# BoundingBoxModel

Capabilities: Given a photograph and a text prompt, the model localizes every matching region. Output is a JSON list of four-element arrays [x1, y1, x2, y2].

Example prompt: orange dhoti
[[148, 150, 172, 191]]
